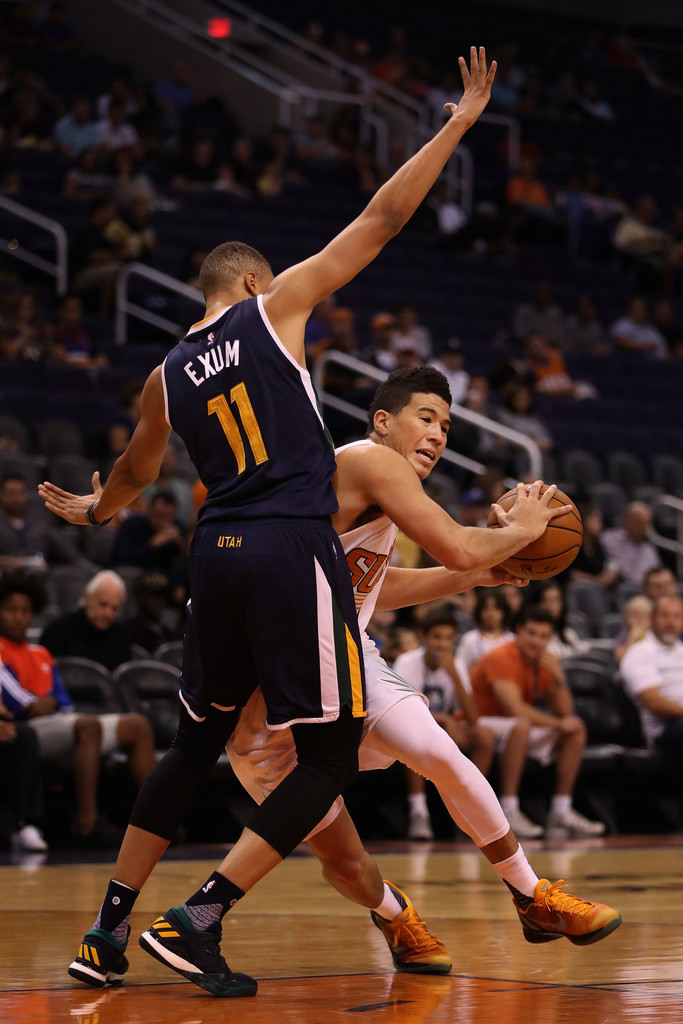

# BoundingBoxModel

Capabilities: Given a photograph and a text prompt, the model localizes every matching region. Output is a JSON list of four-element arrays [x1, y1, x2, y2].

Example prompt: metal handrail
[[0, 195, 68, 294], [312, 349, 542, 481], [115, 263, 203, 345], [648, 494, 683, 578]]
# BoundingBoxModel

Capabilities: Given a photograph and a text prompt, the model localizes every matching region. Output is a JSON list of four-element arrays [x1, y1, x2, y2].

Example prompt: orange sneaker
[[514, 878, 622, 946], [371, 881, 452, 974]]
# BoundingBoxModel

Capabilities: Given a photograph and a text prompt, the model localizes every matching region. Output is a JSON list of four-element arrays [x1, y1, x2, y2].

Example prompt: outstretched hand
[[491, 480, 574, 541], [444, 46, 497, 126], [38, 470, 103, 527]]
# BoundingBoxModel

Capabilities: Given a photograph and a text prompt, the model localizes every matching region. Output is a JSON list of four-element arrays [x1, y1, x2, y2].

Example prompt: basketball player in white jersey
[[228, 367, 622, 952]]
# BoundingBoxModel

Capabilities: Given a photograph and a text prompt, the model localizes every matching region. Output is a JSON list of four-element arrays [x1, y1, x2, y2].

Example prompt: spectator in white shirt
[[619, 595, 683, 757], [97, 100, 140, 154]]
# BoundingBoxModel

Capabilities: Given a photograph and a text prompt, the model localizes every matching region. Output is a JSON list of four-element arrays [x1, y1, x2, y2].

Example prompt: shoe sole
[[522, 914, 622, 946], [393, 959, 453, 975], [139, 930, 258, 997], [67, 960, 126, 988]]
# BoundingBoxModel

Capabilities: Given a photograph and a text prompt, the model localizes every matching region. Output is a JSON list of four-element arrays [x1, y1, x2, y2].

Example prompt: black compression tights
[[247, 708, 363, 858], [129, 705, 239, 841]]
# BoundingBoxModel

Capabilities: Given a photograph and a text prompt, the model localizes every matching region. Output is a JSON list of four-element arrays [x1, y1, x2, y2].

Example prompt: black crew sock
[[181, 871, 244, 931], [94, 879, 140, 944], [504, 880, 534, 909]]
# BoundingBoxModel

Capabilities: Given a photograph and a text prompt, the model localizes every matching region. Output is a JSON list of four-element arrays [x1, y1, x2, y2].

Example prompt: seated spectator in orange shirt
[[469, 605, 605, 839]]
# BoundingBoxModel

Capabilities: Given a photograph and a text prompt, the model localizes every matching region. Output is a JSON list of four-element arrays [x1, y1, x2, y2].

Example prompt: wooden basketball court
[[2, 835, 683, 1023]]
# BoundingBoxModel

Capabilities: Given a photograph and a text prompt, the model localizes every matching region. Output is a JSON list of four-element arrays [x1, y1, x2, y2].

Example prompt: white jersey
[[227, 439, 425, 835], [335, 439, 398, 633]]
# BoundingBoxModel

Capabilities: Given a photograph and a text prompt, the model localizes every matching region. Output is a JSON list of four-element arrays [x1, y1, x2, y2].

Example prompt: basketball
[[486, 484, 583, 580]]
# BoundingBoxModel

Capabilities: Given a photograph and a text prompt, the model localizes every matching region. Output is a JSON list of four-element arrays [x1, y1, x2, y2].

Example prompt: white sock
[[408, 792, 429, 816], [373, 882, 405, 921], [550, 794, 571, 817], [500, 795, 519, 815], [492, 844, 539, 898]]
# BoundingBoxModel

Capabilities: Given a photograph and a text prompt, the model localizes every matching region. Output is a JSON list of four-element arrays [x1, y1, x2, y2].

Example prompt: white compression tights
[[366, 696, 510, 849]]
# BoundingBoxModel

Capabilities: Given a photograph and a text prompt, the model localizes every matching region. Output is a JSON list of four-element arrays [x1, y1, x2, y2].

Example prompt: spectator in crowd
[[39, 0, 77, 52], [642, 566, 680, 602], [154, 59, 195, 118], [62, 147, 113, 200], [359, 312, 398, 373], [41, 569, 132, 672], [96, 99, 140, 156], [505, 155, 559, 245], [613, 594, 652, 664], [537, 581, 589, 658], [652, 299, 683, 359], [456, 488, 490, 528], [619, 595, 683, 765], [470, 605, 606, 838], [70, 193, 130, 313], [456, 589, 514, 676], [125, 571, 179, 655], [609, 297, 667, 358], [448, 375, 502, 468], [0, 572, 154, 846], [171, 137, 222, 189], [48, 294, 108, 369], [97, 76, 137, 121], [578, 81, 615, 121], [562, 295, 608, 354], [602, 502, 661, 588], [142, 445, 195, 529], [294, 114, 340, 167], [522, 333, 591, 397], [2, 290, 49, 362], [256, 125, 305, 197], [54, 97, 98, 157], [569, 505, 619, 590], [0, 471, 91, 572], [612, 196, 676, 292], [390, 301, 433, 361], [496, 384, 553, 472], [111, 490, 188, 578], [0, 692, 47, 852], [429, 337, 469, 406], [512, 281, 564, 346], [392, 608, 497, 840]]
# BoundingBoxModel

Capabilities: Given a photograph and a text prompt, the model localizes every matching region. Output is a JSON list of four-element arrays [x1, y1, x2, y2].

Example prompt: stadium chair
[[46, 564, 93, 614], [54, 656, 121, 713], [48, 453, 98, 494], [565, 579, 610, 638], [561, 449, 603, 491], [590, 481, 627, 526], [0, 414, 31, 453], [153, 640, 184, 669], [35, 418, 85, 459], [606, 451, 647, 494], [651, 454, 683, 497], [113, 660, 180, 750]]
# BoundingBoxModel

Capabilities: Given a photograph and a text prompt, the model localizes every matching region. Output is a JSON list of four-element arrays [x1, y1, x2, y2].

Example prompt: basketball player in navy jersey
[[38, 49, 550, 997]]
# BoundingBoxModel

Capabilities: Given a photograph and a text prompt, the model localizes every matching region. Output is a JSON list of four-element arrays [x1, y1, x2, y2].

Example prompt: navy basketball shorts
[[179, 518, 366, 728]]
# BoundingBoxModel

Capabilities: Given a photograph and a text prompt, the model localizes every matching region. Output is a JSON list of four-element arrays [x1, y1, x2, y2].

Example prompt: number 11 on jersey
[[208, 383, 269, 473]]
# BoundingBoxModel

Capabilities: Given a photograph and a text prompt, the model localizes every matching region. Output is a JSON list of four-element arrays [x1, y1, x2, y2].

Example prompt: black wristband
[[86, 501, 113, 527]]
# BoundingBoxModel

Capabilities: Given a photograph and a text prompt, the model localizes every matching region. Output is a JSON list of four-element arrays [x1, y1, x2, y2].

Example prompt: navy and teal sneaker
[[139, 906, 257, 997], [68, 927, 129, 988]]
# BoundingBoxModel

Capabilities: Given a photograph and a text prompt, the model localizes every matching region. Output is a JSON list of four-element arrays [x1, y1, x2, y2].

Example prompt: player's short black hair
[[198, 241, 272, 298], [0, 571, 48, 615], [367, 366, 452, 431]]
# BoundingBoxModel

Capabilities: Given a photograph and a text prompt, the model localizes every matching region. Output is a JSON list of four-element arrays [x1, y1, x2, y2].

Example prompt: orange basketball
[[487, 484, 583, 580]]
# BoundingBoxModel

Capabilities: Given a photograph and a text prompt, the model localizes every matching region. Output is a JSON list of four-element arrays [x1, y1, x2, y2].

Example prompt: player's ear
[[244, 271, 259, 296], [373, 409, 391, 436]]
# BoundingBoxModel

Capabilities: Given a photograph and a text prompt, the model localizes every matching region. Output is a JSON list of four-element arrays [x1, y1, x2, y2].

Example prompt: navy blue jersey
[[162, 295, 337, 524]]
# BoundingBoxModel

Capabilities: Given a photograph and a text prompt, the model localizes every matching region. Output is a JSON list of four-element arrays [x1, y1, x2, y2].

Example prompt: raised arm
[[263, 47, 496, 352], [38, 365, 171, 526]]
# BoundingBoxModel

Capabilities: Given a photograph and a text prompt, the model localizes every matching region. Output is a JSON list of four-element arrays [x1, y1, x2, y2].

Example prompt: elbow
[[442, 550, 479, 574]]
